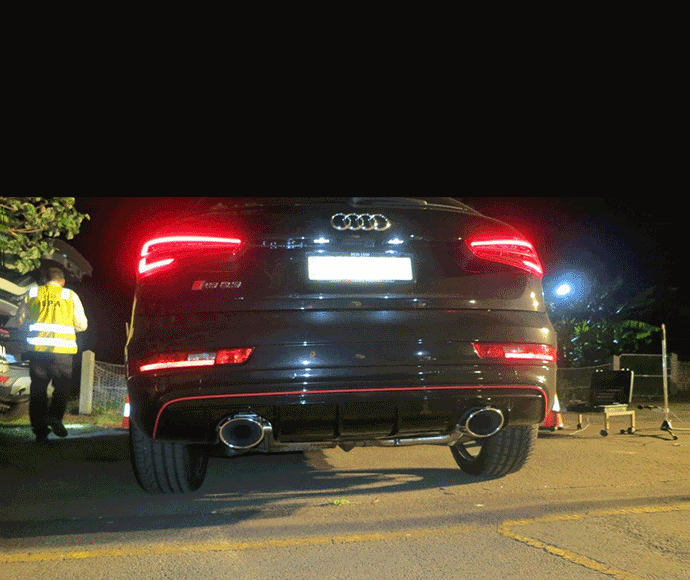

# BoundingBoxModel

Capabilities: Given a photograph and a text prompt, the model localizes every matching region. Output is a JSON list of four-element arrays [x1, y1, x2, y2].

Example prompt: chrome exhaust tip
[[461, 407, 505, 438], [218, 413, 268, 450]]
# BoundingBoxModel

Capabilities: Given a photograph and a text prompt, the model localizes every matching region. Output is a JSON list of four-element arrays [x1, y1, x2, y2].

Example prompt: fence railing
[[556, 364, 613, 405], [92, 360, 128, 412], [79, 351, 127, 413], [557, 354, 686, 406]]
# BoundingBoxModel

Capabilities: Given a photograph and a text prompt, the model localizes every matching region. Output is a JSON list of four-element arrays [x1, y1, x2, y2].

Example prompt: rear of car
[[1, 271, 35, 420], [0, 347, 31, 420], [125, 197, 556, 493]]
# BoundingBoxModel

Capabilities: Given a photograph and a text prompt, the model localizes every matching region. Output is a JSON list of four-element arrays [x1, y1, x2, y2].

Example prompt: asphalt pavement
[[0, 405, 688, 580]]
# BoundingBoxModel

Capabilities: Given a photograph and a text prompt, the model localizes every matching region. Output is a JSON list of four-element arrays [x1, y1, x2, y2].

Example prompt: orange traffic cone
[[542, 393, 564, 431], [122, 395, 130, 429]]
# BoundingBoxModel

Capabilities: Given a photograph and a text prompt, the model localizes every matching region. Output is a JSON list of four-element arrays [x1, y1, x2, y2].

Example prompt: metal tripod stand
[[659, 324, 689, 440]]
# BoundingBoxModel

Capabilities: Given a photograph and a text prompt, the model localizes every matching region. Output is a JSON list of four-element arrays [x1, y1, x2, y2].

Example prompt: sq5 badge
[[192, 280, 242, 290]]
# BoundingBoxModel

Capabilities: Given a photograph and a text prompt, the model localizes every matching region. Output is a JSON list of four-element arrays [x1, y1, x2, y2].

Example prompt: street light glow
[[546, 269, 593, 312]]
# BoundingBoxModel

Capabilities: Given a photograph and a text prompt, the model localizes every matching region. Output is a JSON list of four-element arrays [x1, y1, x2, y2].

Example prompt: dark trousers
[[28, 353, 74, 436]]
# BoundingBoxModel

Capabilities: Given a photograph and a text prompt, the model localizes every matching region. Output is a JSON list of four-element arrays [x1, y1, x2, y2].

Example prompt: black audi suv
[[125, 197, 556, 493]]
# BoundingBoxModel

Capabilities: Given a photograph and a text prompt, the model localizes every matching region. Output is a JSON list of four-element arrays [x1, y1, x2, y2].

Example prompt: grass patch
[[65, 410, 123, 428], [1, 406, 123, 428]]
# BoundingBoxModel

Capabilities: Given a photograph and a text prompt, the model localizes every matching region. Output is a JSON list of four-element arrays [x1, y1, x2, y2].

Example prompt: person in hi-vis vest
[[16, 267, 88, 442]]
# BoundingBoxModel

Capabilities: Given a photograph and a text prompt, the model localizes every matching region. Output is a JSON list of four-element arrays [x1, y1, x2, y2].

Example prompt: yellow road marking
[[1, 525, 469, 563], [502, 501, 690, 528], [3, 502, 688, 568], [498, 502, 690, 580]]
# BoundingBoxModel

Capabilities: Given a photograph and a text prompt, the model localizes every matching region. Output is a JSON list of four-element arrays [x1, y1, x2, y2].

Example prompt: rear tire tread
[[130, 419, 208, 494], [451, 425, 537, 478]]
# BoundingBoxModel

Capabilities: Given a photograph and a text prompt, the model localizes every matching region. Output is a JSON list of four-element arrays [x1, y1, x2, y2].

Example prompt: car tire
[[129, 419, 208, 494], [450, 425, 537, 478]]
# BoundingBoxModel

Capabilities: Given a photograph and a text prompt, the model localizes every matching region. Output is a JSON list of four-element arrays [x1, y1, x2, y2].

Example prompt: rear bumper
[[128, 365, 554, 444], [126, 308, 556, 445]]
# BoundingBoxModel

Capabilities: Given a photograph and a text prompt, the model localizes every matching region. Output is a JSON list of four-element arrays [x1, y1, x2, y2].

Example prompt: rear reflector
[[466, 236, 543, 278], [138, 348, 254, 373], [473, 343, 556, 363], [138, 236, 242, 277]]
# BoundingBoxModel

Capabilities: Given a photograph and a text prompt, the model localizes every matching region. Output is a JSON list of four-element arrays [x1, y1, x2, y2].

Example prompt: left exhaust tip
[[218, 414, 267, 449]]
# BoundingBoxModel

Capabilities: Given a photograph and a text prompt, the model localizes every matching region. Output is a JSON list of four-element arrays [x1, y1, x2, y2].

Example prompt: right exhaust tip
[[462, 407, 505, 438]]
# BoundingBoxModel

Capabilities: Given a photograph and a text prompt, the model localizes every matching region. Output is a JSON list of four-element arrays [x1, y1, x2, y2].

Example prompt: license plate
[[308, 255, 413, 282]]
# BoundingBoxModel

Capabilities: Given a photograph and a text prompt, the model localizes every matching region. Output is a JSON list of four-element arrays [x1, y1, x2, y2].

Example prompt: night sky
[[65, 197, 687, 364]]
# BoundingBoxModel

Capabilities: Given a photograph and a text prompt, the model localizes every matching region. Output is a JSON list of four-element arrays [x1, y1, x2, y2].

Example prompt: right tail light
[[473, 342, 556, 363], [465, 234, 543, 279]]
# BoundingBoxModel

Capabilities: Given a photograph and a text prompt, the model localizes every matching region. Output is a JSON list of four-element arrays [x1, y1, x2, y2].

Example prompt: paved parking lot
[[1, 404, 689, 579]]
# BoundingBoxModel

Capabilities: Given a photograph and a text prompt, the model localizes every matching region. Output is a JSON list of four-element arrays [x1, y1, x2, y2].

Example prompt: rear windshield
[[189, 197, 478, 213]]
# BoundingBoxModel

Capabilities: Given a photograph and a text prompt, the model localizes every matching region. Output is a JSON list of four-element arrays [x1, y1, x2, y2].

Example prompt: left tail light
[[465, 234, 543, 279], [138, 236, 242, 278], [131, 348, 254, 375]]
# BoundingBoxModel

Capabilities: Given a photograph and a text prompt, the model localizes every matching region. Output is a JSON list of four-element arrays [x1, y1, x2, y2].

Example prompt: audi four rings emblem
[[330, 213, 391, 231]]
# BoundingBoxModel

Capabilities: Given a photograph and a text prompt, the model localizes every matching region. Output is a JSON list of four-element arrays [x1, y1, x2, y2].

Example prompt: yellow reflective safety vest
[[25, 284, 78, 354]]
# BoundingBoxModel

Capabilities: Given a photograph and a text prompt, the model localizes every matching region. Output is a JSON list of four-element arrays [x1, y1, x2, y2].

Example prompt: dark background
[[66, 197, 688, 364]]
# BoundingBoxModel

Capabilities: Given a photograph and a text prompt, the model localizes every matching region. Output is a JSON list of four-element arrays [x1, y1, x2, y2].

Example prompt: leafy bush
[[0, 197, 89, 274]]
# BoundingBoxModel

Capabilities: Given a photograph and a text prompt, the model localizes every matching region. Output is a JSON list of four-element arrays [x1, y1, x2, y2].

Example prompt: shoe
[[47, 418, 68, 438], [35, 431, 50, 443]]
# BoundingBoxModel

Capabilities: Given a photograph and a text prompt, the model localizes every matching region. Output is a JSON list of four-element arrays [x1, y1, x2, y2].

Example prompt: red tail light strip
[[138, 236, 242, 277], [466, 236, 544, 278], [151, 384, 548, 438], [140, 359, 216, 373], [140, 236, 242, 257], [473, 342, 556, 363], [469, 238, 535, 249], [138, 348, 254, 373], [138, 258, 174, 275]]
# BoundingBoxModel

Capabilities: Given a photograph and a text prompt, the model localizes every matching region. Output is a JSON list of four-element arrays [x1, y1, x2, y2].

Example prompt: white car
[[0, 328, 32, 419]]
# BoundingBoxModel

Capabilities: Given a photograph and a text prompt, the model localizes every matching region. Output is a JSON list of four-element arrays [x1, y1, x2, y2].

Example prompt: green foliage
[[551, 277, 660, 367], [0, 197, 89, 274]]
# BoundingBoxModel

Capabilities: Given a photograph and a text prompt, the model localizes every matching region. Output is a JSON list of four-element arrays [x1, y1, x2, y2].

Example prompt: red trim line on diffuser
[[152, 384, 548, 438]]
